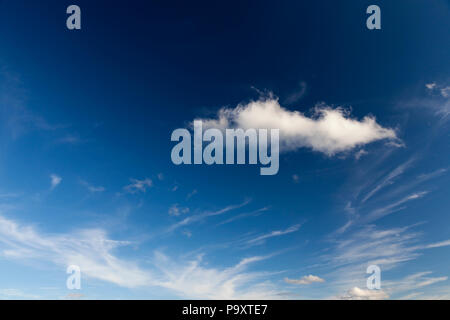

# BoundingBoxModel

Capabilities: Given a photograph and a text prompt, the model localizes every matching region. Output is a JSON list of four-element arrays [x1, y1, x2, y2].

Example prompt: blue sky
[[0, 0, 449, 299]]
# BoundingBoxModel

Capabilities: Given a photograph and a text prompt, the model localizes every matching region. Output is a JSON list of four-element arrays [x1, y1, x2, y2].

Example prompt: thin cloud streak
[[167, 199, 251, 232], [361, 158, 415, 203], [216, 207, 269, 226], [246, 224, 301, 246]]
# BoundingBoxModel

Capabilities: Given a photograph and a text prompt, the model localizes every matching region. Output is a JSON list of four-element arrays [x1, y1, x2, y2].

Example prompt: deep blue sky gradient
[[0, 0, 449, 299]]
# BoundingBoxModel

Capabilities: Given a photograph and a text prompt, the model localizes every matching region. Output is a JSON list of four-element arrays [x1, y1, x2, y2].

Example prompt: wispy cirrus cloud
[[363, 191, 428, 222], [354, 149, 368, 160], [384, 271, 448, 294], [0, 68, 67, 141], [426, 82, 450, 99], [246, 224, 301, 246], [0, 214, 152, 288], [0, 214, 286, 299], [420, 240, 450, 249], [168, 204, 189, 216], [216, 207, 269, 226], [337, 286, 389, 300], [122, 178, 152, 194], [186, 189, 197, 200], [284, 275, 325, 285], [405, 81, 450, 118], [284, 81, 307, 104], [361, 157, 415, 203], [80, 180, 105, 193], [321, 223, 450, 299], [167, 199, 250, 232], [325, 224, 423, 273], [0, 288, 40, 300], [416, 168, 448, 182], [335, 157, 446, 233], [55, 134, 83, 145], [152, 252, 282, 299], [336, 271, 448, 300]]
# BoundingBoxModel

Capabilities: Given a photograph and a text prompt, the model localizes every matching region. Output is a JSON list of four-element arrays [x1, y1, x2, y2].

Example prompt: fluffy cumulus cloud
[[195, 98, 398, 156], [284, 275, 325, 285]]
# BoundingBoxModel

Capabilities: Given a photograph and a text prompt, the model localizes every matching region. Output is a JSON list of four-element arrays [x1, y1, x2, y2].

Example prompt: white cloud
[[0, 288, 40, 299], [0, 215, 152, 288], [285, 81, 307, 104], [246, 224, 301, 246], [285, 275, 325, 285], [167, 200, 250, 232], [216, 207, 269, 226], [425, 83, 436, 90], [80, 180, 105, 193], [440, 87, 450, 98], [322, 222, 450, 299], [422, 240, 450, 249], [88, 186, 105, 193], [383, 271, 448, 296], [50, 174, 62, 190], [152, 252, 281, 299], [123, 178, 152, 194], [0, 69, 64, 140], [398, 292, 423, 300], [364, 191, 428, 222], [55, 134, 82, 145], [186, 189, 197, 199], [341, 162, 447, 231], [413, 276, 448, 288], [417, 168, 448, 182], [354, 149, 368, 160], [0, 214, 284, 298], [168, 204, 189, 216], [423, 81, 450, 117], [182, 230, 192, 238], [195, 98, 398, 156], [338, 287, 389, 300], [406, 239, 450, 252], [361, 158, 415, 203], [325, 224, 422, 271], [425, 82, 450, 97]]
